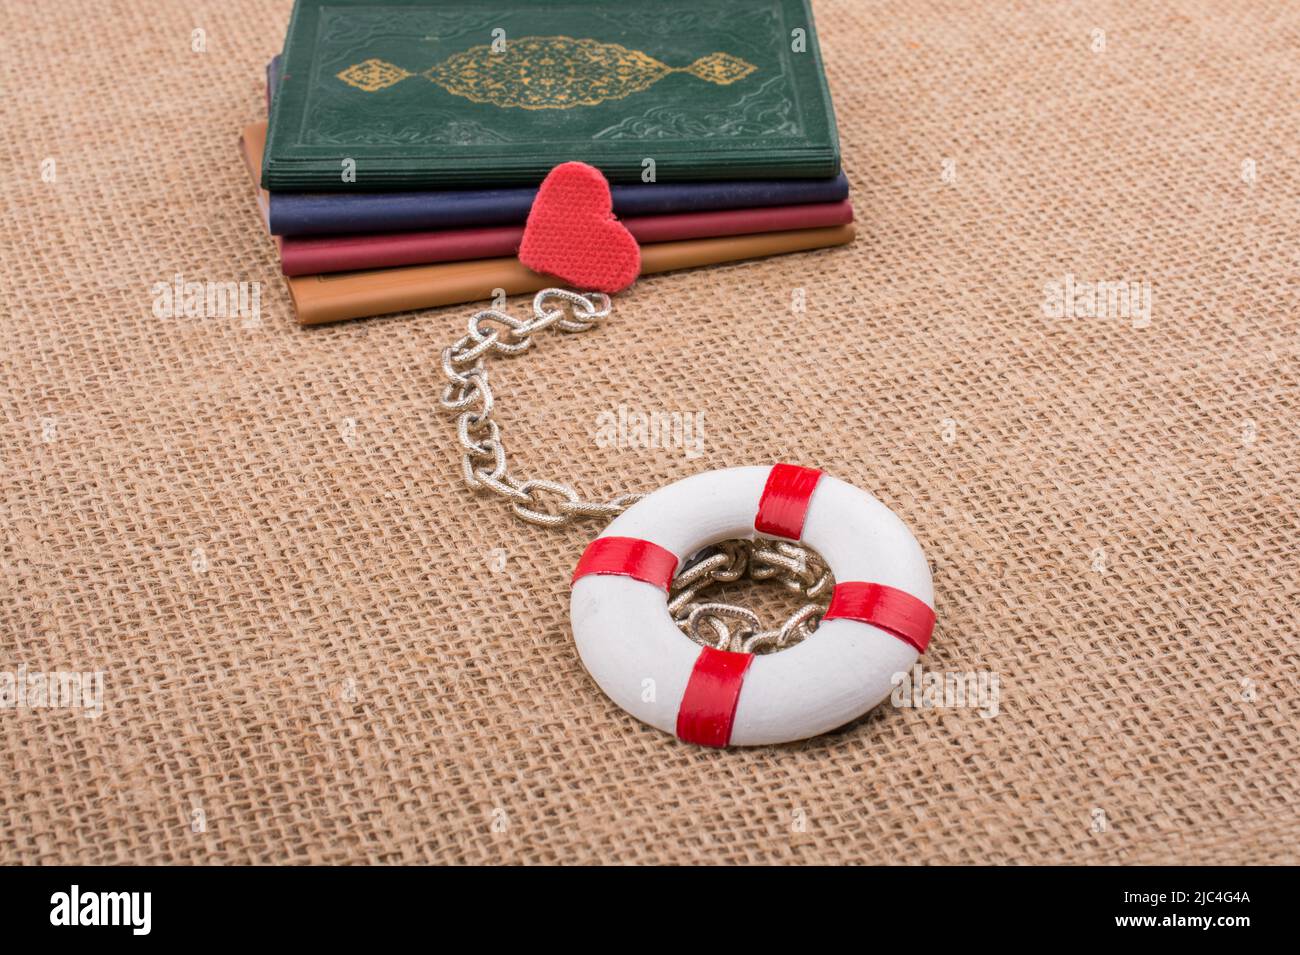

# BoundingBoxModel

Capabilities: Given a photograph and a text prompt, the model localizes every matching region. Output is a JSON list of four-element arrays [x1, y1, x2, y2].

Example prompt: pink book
[[280, 200, 854, 275]]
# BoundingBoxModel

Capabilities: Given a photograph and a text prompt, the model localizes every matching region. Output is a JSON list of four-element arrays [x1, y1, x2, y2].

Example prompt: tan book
[[239, 123, 855, 325]]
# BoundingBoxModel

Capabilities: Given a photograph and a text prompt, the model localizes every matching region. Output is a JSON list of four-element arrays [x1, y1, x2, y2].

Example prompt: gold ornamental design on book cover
[[336, 35, 757, 107]]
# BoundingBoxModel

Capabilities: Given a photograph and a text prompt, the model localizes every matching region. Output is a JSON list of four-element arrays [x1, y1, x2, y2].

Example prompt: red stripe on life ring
[[753, 463, 823, 540], [571, 536, 679, 591], [823, 582, 935, 653], [675, 647, 754, 747]]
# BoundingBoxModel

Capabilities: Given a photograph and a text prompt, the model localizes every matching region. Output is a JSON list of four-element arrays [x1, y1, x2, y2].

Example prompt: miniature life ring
[[569, 464, 935, 747]]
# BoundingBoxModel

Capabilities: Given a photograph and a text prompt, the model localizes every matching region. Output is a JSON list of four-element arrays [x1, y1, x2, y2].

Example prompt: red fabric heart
[[518, 162, 641, 293]]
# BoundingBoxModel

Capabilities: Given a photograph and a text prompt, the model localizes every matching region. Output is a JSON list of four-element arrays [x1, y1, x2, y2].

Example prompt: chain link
[[668, 539, 833, 653], [440, 288, 641, 527], [438, 288, 831, 653]]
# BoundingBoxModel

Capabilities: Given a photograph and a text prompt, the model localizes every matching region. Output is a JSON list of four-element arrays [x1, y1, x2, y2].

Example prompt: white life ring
[[569, 464, 935, 747]]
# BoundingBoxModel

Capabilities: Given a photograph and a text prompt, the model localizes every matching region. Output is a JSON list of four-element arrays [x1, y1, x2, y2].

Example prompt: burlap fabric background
[[2, 0, 1297, 865]]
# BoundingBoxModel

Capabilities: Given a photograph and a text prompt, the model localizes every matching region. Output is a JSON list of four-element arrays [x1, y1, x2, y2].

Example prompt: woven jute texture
[[2, 0, 1297, 865]]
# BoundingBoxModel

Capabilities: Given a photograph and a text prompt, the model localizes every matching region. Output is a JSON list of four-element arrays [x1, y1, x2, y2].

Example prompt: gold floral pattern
[[336, 58, 413, 92], [680, 51, 756, 86], [335, 36, 757, 108]]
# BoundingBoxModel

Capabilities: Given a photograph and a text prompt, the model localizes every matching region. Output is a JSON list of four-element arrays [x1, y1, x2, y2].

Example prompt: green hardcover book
[[262, 0, 840, 190]]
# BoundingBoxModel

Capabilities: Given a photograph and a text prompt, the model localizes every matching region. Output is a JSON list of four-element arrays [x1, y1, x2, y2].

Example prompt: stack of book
[[244, 0, 851, 325]]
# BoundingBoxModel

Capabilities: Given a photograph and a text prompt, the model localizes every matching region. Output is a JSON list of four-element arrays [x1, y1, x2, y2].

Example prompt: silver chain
[[439, 288, 832, 654], [439, 288, 637, 527], [668, 539, 833, 653]]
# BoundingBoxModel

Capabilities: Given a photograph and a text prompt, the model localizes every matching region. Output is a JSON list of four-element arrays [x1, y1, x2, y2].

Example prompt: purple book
[[263, 56, 850, 237]]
